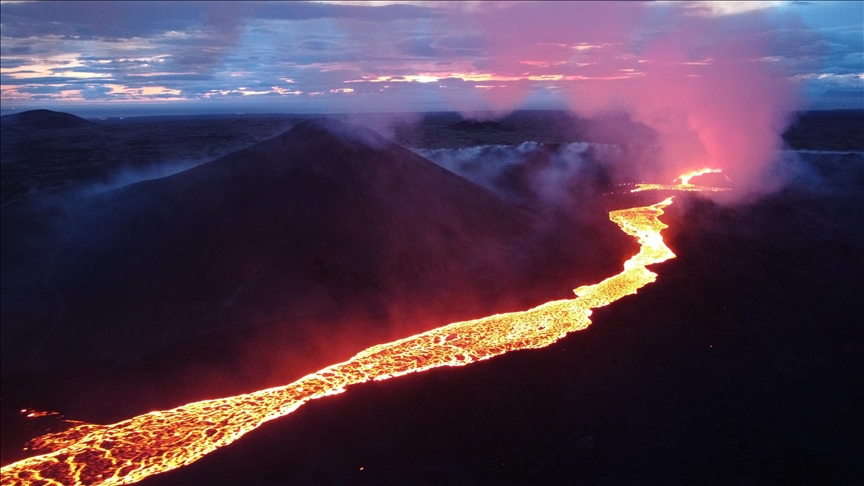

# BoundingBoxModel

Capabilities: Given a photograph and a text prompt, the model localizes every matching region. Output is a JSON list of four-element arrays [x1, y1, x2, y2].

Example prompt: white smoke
[[414, 142, 613, 207], [80, 159, 210, 196]]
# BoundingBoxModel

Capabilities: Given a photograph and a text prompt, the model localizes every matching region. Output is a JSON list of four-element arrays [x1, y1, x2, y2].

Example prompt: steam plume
[[468, 3, 802, 199]]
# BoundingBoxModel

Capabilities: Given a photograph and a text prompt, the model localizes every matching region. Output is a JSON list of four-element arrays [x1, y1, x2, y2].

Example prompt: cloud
[[433, 2, 805, 198], [15, 85, 74, 95], [297, 40, 342, 51], [0, 0, 859, 125], [677, 1, 783, 17], [254, 2, 439, 22], [436, 34, 484, 51], [395, 37, 437, 57], [0, 2, 205, 39], [393, 34, 485, 58], [0, 2, 439, 40]]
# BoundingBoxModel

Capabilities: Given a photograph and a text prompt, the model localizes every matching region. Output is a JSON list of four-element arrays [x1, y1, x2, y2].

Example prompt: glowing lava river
[[2, 174, 725, 486]]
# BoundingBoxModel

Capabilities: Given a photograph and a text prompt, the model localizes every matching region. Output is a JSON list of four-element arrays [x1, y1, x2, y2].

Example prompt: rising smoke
[[456, 2, 804, 200], [414, 142, 613, 208], [80, 158, 211, 196]]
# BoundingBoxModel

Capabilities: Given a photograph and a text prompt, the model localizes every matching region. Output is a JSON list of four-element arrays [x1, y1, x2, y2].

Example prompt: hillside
[[0, 109, 96, 130]]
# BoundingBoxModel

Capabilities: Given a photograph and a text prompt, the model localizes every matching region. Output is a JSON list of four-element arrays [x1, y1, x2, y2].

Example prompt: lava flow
[[631, 167, 731, 193], [676, 167, 722, 185], [2, 174, 720, 486]]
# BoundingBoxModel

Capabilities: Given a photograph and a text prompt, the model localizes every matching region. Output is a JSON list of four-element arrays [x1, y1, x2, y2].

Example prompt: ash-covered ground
[[1, 109, 862, 485]]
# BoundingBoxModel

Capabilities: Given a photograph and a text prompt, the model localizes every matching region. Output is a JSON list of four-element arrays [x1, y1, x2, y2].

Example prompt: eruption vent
[[631, 167, 730, 193], [675, 168, 723, 185], [2, 174, 723, 486]]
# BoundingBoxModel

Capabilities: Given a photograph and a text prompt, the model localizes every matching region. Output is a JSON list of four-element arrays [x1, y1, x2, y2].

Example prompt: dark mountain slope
[[1, 118, 539, 378], [0, 109, 96, 130]]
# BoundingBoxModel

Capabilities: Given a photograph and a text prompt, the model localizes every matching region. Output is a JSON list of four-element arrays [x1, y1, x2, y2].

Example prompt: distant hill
[[0, 118, 540, 376], [0, 109, 96, 129], [448, 119, 513, 132]]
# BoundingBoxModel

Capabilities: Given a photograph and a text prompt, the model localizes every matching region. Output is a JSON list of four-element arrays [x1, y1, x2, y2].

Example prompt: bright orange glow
[[631, 168, 729, 193], [675, 167, 722, 185], [1, 185, 721, 485], [20, 409, 60, 419], [630, 183, 730, 193]]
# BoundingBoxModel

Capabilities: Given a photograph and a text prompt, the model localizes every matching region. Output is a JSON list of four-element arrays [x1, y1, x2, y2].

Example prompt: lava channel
[[631, 167, 731, 193], [2, 182, 715, 485]]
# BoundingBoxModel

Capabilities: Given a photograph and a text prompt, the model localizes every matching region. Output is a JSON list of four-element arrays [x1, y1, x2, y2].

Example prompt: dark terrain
[[0, 109, 96, 130], [149, 150, 864, 486], [1, 109, 862, 485], [1, 112, 628, 465], [0, 110, 660, 207], [782, 110, 864, 152], [0, 111, 304, 206]]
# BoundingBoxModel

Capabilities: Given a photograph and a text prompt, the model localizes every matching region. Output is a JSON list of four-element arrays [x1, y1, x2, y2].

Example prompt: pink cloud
[[459, 2, 802, 197]]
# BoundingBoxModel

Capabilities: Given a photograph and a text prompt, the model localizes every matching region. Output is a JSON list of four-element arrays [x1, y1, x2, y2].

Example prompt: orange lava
[[20, 410, 59, 419], [630, 183, 730, 193], [675, 167, 722, 185], [1, 181, 716, 485], [631, 167, 729, 193]]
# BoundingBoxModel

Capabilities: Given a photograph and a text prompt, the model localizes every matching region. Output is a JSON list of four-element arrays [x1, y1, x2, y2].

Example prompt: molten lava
[[675, 167, 722, 185], [631, 167, 730, 193], [2, 172, 723, 486], [20, 410, 59, 419]]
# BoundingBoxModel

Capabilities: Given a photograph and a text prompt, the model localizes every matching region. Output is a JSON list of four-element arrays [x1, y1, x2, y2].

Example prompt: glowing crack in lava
[[2, 174, 722, 486], [631, 167, 731, 193]]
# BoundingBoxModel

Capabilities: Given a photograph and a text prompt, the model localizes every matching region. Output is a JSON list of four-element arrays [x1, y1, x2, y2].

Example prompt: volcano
[[5, 113, 859, 485], [0, 109, 96, 130], [1, 119, 548, 380]]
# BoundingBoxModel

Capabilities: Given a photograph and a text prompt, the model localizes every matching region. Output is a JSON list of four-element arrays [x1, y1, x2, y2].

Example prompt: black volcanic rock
[[1, 119, 538, 378], [0, 109, 96, 130]]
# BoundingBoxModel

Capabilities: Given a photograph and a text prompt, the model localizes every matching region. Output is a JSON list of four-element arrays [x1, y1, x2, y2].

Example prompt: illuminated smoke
[[414, 142, 595, 206], [675, 167, 723, 185], [466, 2, 801, 199]]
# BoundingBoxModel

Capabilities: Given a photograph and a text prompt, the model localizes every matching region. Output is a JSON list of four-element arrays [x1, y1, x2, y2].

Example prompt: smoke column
[[466, 2, 801, 199]]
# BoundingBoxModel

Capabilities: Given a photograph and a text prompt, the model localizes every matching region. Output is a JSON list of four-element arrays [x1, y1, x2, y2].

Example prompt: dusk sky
[[1, 1, 862, 116]]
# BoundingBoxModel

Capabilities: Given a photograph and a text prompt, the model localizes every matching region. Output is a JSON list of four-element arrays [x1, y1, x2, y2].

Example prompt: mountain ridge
[[0, 109, 96, 130], [1, 118, 541, 378]]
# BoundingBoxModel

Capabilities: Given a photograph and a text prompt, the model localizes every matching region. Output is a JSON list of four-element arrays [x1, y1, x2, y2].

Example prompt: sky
[[0, 1, 862, 117]]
